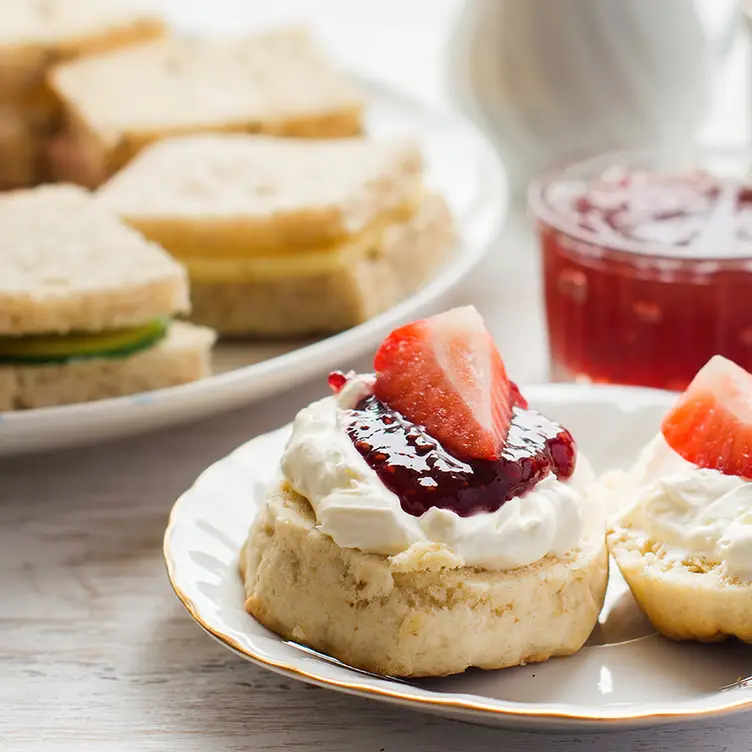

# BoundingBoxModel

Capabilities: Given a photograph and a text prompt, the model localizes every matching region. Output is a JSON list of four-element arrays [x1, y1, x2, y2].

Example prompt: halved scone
[[606, 356, 752, 644], [608, 521, 752, 643], [242, 480, 608, 678]]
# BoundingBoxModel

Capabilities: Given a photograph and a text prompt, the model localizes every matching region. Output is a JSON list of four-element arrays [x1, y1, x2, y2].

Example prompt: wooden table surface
[[3, 2, 752, 749]]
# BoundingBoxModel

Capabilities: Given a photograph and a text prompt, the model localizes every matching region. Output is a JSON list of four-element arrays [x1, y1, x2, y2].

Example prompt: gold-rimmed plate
[[163, 384, 752, 732]]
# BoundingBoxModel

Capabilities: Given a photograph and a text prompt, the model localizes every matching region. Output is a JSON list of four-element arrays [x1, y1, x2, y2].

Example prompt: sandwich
[[48, 29, 365, 189], [96, 134, 455, 336], [0, 184, 215, 411], [0, 0, 165, 189]]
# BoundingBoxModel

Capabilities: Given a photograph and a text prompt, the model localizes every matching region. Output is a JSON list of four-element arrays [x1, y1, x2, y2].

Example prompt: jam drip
[[345, 396, 576, 518]]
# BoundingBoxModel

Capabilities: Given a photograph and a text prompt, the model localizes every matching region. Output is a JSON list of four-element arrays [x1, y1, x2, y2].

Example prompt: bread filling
[[181, 200, 421, 282], [48, 129, 108, 189], [0, 318, 169, 365]]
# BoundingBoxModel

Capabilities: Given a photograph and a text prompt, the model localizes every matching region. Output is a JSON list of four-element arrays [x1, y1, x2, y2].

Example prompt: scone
[[0, 184, 215, 410], [607, 355, 752, 643], [48, 29, 364, 188], [0, 0, 165, 188], [96, 135, 455, 337], [241, 307, 609, 677]]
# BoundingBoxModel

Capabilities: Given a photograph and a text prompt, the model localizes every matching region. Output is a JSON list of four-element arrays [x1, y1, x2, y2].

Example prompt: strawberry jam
[[344, 396, 575, 518], [531, 153, 752, 391]]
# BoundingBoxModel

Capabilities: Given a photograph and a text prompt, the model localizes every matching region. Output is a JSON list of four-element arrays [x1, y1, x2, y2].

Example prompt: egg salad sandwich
[[47, 28, 365, 189], [0, 185, 215, 411], [96, 134, 455, 336], [0, 0, 165, 189]]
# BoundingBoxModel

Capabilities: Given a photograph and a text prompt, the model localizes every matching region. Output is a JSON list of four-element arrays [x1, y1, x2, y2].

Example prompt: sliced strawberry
[[373, 306, 513, 461], [662, 355, 752, 479], [509, 381, 528, 409]]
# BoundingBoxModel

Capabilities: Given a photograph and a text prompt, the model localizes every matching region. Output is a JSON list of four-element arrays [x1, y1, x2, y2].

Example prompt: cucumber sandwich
[[0, 185, 215, 410]]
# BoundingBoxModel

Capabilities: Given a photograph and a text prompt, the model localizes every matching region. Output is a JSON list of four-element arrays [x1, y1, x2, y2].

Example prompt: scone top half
[[47, 29, 365, 187], [0, 184, 188, 362]]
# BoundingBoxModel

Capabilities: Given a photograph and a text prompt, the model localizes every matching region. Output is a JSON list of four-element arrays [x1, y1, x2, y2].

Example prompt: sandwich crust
[[0, 185, 189, 336], [0, 321, 215, 410], [0, 111, 44, 188], [0, 97, 60, 188], [242, 480, 608, 678]]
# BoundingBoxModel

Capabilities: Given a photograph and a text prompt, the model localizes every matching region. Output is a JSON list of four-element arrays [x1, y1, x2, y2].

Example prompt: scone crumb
[[682, 557, 718, 575], [389, 541, 464, 572], [291, 625, 306, 641]]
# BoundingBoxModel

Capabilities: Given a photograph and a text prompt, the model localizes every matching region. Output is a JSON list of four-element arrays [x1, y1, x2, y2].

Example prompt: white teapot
[[447, 0, 739, 196]]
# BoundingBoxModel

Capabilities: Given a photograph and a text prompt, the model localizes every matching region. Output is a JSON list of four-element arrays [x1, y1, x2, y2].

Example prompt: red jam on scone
[[330, 306, 576, 517]]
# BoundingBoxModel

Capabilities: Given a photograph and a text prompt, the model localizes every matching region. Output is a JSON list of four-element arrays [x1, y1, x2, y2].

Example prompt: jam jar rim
[[528, 143, 752, 265]]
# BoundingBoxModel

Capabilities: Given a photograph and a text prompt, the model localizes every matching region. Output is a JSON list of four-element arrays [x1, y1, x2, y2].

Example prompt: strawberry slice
[[373, 306, 513, 461], [662, 355, 752, 479]]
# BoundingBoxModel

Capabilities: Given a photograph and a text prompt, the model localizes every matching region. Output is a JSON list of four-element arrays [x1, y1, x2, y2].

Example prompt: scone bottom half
[[242, 306, 608, 677], [607, 355, 752, 646]]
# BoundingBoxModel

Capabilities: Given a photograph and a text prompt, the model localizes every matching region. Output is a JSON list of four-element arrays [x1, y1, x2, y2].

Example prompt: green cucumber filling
[[0, 318, 170, 365]]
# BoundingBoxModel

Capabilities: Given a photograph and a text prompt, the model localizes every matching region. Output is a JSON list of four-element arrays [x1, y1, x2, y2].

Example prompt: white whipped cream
[[279, 375, 591, 570], [615, 435, 752, 581]]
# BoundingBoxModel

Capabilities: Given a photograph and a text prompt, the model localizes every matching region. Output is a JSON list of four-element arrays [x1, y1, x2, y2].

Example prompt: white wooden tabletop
[[2, 2, 752, 749]]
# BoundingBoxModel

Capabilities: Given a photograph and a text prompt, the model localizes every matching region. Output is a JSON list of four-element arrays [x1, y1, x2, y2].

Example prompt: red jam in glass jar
[[530, 150, 752, 390]]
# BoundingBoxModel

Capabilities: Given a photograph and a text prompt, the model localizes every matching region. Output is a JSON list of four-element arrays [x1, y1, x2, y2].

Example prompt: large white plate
[[164, 384, 752, 732], [0, 77, 507, 457]]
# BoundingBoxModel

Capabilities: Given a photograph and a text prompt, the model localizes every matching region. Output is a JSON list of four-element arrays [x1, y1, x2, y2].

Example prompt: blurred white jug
[[448, 0, 738, 196]]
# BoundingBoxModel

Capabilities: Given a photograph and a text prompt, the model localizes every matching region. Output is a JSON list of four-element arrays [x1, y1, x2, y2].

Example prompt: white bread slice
[[241, 480, 609, 678], [0, 321, 215, 411], [48, 30, 364, 186], [185, 193, 454, 336], [0, 184, 189, 336], [0, 0, 165, 98], [96, 135, 424, 250]]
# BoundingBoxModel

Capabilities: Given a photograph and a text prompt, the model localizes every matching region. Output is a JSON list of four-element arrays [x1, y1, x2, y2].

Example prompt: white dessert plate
[[164, 383, 752, 732], [0, 77, 506, 457]]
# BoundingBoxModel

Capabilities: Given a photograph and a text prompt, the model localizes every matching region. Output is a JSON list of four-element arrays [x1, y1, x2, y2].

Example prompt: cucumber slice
[[0, 318, 170, 365]]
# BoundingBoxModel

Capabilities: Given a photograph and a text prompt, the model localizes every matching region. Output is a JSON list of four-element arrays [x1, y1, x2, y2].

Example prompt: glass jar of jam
[[530, 148, 752, 391]]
